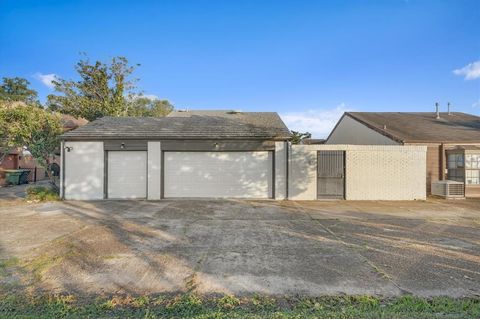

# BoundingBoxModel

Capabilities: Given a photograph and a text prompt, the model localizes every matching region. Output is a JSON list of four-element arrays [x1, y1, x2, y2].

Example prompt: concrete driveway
[[0, 198, 479, 297]]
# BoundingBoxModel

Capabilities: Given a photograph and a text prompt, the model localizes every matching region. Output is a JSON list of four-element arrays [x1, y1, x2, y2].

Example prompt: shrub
[[26, 186, 59, 202]]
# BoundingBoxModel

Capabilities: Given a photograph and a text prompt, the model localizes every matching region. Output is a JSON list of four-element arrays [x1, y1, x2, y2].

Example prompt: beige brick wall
[[289, 145, 426, 200]]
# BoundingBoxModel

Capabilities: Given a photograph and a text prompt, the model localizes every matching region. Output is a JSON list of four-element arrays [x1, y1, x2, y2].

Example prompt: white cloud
[[33, 73, 59, 89], [473, 100, 480, 108], [280, 103, 352, 138], [453, 61, 480, 80]]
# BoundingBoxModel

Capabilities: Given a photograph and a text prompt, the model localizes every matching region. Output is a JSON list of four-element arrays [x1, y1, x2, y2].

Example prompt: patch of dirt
[[14, 224, 194, 295], [0, 199, 25, 208]]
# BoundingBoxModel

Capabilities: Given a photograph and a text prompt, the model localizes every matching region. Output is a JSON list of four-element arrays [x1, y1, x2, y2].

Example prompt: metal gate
[[317, 151, 345, 199]]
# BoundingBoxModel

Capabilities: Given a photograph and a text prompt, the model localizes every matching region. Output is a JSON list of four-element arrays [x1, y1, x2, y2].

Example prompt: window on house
[[466, 169, 480, 185], [466, 154, 480, 169], [448, 154, 464, 169], [465, 154, 480, 185], [447, 153, 465, 182], [448, 168, 464, 182]]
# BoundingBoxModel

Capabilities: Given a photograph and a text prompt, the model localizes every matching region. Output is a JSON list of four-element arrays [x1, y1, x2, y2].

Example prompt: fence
[[20, 167, 47, 183]]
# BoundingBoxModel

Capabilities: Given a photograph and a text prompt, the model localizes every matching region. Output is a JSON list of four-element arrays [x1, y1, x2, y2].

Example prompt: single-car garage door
[[108, 151, 147, 199], [163, 151, 273, 198]]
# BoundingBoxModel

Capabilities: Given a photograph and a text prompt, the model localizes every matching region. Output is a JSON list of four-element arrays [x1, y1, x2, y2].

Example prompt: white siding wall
[[63, 140, 424, 201], [64, 142, 104, 200], [60, 141, 65, 199], [274, 141, 287, 199], [289, 145, 318, 200], [289, 145, 426, 200], [147, 141, 161, 200], [327, 115, 399, 145]]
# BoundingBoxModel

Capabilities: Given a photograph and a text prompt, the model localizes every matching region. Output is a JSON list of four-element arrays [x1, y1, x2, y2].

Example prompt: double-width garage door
[[163, 151, 273, 198], [107, 151, 147, 199]]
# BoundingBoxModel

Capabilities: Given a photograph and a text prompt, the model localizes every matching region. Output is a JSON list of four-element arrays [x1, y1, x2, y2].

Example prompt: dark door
[[317, 151, 345, 199]]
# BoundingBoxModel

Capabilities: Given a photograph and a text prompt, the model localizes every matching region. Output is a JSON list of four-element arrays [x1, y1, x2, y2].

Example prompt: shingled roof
[[60, 110, 292, 140], [343, 112, 480, 143]]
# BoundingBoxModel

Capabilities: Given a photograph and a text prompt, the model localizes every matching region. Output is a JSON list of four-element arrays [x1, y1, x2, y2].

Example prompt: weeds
[[217, 294, 241, 310], [252, 294, 276, 311], [0, 258, 18, 278], [24, 242, 82, 281], [0, 293, 479, 318], [166, 293, 203, 315], [25, 186, 59, 202]]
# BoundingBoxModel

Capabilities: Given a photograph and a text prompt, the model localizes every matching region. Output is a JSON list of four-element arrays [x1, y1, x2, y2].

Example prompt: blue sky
[[1, 0, 479, 137]]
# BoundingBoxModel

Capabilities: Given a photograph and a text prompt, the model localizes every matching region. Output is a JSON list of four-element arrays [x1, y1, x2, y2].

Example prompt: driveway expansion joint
[[294, 202, 413, 296]]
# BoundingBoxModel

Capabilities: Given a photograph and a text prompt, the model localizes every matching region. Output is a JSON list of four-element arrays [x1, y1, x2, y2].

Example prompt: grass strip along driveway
[[2, 198, 480, 317], [1, 293, 479, 318]]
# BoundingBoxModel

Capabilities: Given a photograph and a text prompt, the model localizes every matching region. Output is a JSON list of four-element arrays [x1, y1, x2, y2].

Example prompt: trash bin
[[19, 170, 30, 184], [4, 169, 30, 185], [4, 170, 22, 185]]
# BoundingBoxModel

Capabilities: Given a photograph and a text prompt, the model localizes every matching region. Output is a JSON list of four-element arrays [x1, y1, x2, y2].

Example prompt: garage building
[[60, 110, 291, 200]]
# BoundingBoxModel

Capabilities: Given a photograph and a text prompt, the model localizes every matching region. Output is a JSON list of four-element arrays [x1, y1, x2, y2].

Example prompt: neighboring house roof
[[60, 110, 292, 140], [339, 112, 480, 144], [301, 138, 326, 145]]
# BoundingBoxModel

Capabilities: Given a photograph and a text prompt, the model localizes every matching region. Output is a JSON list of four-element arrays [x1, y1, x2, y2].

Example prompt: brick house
[[326, 111, 480, 196]]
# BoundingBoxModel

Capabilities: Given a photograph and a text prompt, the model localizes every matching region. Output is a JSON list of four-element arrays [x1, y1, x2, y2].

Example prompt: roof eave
[[404, 140, 480, 145], [60, 135, 292, 141]]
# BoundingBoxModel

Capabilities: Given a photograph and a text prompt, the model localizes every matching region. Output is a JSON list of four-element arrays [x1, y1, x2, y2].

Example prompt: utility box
[[431, 180, 465, 199]]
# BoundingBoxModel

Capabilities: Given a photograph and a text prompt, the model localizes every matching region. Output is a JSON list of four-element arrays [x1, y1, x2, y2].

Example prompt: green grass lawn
[[1, 293, 479, 318]]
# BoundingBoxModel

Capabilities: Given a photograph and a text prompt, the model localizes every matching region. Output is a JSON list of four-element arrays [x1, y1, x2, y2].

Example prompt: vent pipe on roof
[[447, 102, 451, 115], [435, 102, 440, 119]]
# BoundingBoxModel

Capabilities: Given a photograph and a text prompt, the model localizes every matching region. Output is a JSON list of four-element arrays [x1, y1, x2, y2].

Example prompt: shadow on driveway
[[0, 198, 479, 297]]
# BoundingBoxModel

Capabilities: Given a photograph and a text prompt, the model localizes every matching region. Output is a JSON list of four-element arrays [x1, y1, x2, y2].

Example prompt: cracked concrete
[[0, 197, 479, 297]]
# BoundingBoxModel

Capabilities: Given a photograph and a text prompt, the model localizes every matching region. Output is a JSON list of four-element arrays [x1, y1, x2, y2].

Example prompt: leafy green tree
[[47, 55, 140, 121], [127, 96, 174, 117], [0, 103, 63, 183], [290, 130, 312, 144], [0, 77, 39, 105]]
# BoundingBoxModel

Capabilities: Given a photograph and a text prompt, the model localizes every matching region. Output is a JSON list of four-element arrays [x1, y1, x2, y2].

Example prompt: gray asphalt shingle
[[346, 112, 480, 143], [60, 110, 292, 140]]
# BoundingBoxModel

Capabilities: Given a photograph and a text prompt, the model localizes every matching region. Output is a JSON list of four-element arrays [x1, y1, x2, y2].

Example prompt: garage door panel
[[108, 151, 147, 199], [164, 152, 272, 198]]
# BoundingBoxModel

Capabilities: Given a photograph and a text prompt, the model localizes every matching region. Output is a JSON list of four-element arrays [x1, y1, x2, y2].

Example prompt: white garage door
[[108, 151, 147, 199], [164, 151, 273, 198]]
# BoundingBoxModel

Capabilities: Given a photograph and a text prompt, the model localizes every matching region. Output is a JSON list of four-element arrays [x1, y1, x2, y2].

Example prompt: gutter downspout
[[440, 143, 445, 180], [285, 141, 290, 200]]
